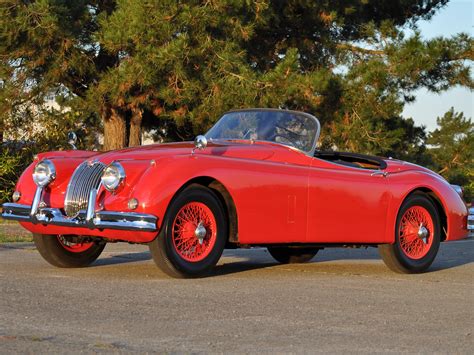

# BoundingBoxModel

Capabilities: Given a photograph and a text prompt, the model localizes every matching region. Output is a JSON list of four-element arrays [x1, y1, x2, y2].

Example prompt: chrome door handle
[[371, 171, 388, 177]]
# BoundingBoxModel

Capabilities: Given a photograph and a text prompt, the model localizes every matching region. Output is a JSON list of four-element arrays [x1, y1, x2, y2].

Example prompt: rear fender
[[385, 171, 468, 243]]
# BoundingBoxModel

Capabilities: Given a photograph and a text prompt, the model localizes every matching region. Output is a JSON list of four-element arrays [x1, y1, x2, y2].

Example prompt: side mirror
[[67, 131, 77, 150], [193, 135, 208, 151]]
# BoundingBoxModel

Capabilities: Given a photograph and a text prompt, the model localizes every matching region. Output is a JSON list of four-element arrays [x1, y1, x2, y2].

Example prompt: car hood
[[38, 141, 285, 165], [97, 141, 280, 163]]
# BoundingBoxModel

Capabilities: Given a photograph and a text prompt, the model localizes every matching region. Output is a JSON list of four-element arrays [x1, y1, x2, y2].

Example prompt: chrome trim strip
[[370, 171, 388, 177], [1, 203, 157, 232]]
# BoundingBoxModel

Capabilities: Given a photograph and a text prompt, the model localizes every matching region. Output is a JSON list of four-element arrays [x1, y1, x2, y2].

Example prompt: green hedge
[[0, 143, 37, 204]]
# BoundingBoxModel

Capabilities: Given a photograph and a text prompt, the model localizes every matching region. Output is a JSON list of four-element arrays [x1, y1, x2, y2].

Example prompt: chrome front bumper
[[1, 187, 157, 232], [468, 207, 474, 238]]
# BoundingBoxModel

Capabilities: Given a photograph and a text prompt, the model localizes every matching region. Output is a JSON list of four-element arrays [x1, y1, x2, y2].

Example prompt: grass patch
[[0, 234, 33, 243], [0, 219, 32, 243]]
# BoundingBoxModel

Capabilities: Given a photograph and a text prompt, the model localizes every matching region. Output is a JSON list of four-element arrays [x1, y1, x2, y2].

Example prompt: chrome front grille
[[64, 161, 106, 217]]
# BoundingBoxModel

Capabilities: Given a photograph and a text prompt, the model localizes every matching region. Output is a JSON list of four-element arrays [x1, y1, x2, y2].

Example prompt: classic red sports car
[[2, 109, 470, 277]]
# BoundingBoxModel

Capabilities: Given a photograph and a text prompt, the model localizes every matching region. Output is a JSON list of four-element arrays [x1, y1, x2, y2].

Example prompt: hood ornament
[[67, 131, 77, 150], [192, 135, 207, 154]]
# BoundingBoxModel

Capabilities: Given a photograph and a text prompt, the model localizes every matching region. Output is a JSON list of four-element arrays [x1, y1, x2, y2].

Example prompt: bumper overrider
[[1, 186, 157, 232]]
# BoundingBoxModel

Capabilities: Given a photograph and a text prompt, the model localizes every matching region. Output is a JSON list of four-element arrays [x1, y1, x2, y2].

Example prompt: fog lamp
[[12, 191, 21, 202], [128, 198, 139, 210]]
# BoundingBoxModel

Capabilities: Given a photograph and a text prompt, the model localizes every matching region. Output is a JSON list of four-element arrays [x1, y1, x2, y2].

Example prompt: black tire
[[33, 234, 105, 268], [149, 185, 228, 278], [267, 246, 319, 264], [378, 194, 441, 274]]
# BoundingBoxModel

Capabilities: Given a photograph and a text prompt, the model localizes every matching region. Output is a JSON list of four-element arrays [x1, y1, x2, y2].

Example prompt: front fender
[[14, 155, 93, 207], [129, 155, 217, 230]]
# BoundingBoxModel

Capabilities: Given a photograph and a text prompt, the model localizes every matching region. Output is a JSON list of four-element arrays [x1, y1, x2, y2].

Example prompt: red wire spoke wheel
[[398, 206, 434, 260], [378, 193, 441, 274], [57, 236, 95, 253], [171, 202, 217, 262], [33, 234, 106, 268], [149, 185, 228, 278]]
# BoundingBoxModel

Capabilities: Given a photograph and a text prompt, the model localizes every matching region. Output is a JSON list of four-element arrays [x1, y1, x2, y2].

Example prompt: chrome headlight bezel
[[32, 159, 56, 187], [450, 184, 463, 198], [101, 162, 126, 192]]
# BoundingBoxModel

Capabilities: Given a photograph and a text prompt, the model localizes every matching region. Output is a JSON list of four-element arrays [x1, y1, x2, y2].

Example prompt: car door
[[306, 160, 391, 243], [226, 157, 311, 244]]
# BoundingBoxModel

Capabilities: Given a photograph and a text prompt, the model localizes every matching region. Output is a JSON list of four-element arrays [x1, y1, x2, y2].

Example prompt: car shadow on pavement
[[211, 260, 279, 277], [91, 249, 279, 276], [428, 246, 474, 271], [93, 251, 152, 266], [86, 241, 473, 275]]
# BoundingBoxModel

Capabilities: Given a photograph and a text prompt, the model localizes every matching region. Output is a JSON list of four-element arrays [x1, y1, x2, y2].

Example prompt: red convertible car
[[2, 109, 469, 277]]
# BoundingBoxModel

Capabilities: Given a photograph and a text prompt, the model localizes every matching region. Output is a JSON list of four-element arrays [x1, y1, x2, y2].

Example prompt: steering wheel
[[269, 133, 299, 148], [242, 128, 253, 140]]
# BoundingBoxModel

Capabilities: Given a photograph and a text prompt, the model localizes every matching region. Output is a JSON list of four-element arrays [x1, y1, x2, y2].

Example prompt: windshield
[[206, 109, 320, 154]]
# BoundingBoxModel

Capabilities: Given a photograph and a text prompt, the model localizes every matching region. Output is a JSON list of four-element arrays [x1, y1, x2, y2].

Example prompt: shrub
[[0, 142, 37, 204]]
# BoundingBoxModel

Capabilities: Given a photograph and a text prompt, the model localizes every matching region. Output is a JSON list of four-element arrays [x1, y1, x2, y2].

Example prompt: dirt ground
[[1, 236, 473, 353]]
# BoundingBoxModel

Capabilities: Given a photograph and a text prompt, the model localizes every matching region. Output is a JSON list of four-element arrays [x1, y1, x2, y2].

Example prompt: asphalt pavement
[[1, 239, 473, 353]]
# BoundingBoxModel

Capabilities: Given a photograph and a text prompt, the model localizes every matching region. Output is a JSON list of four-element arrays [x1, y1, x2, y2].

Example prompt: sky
[[402, 0, 473, 132]]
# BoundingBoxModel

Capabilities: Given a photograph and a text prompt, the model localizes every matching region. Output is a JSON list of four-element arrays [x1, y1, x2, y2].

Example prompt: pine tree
[[427, 108, 473, 200], [1, 0, 472, 156]]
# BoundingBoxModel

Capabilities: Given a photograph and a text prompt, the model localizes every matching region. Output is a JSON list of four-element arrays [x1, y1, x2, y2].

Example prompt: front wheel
[[267, 246, 319, 264], [33, 234, 105, 268], [149, 185, 228, 278], [378, 194, 441, 273]]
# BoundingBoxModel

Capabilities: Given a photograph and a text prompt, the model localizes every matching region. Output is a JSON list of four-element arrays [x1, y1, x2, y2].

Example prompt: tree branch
[[337, 43, 385, 56]]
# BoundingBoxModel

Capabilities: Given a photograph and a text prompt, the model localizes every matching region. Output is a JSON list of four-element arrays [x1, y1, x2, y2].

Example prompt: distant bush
[[0, 133, 82, 204], [0, 142, 37, 204]]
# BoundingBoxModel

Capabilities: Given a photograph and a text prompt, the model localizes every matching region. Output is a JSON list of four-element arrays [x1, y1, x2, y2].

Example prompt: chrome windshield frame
[[206, 108, 321, 156]]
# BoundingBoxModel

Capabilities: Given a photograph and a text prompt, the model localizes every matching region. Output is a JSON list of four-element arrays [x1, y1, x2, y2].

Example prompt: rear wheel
[[267, 246, 319, 264], [378, 194, 441, 273], [149, 185, 227, 278], [33, 234, 105, 268]]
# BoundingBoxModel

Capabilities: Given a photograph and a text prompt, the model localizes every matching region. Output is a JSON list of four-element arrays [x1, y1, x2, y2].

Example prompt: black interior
[[314, 151, 387, 170]]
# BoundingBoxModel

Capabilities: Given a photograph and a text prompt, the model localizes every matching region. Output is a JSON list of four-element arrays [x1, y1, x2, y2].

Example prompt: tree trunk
[[129, 107, 143, 147], [103, 107, 127, 151]]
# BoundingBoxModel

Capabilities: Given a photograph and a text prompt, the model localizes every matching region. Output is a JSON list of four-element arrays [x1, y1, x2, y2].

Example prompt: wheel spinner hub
[[194, 222, 207, 245], [417, 224, 429, 243]]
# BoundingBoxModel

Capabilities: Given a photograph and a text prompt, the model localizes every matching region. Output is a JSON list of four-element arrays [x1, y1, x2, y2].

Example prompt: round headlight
[[101, 162, 125, 192], [32, 159, 56, 187], [450, 184, 463, 197]]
